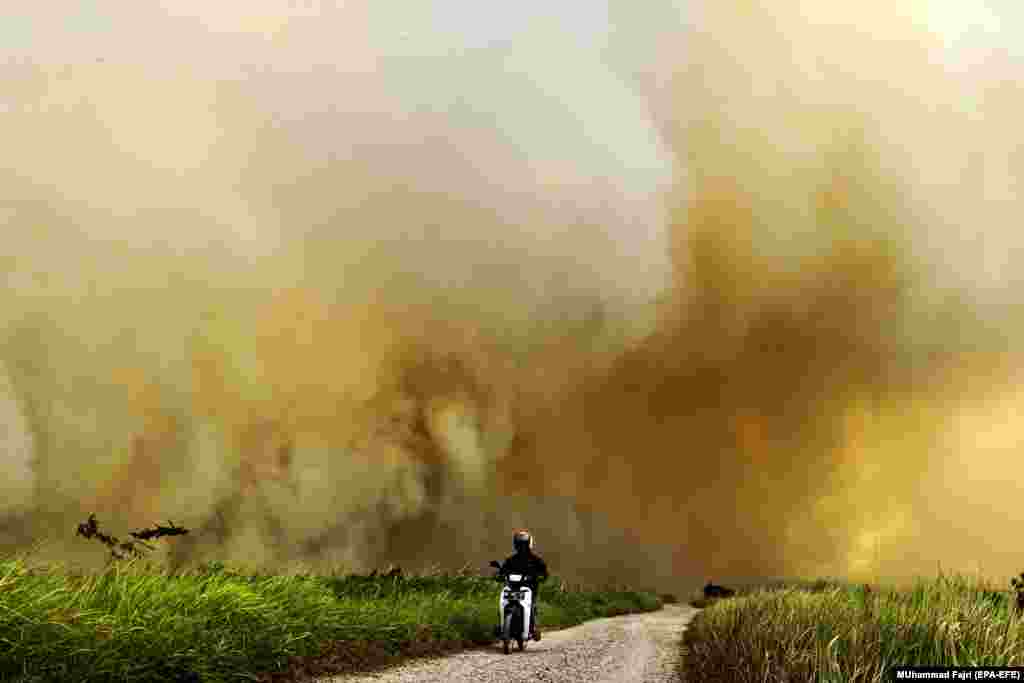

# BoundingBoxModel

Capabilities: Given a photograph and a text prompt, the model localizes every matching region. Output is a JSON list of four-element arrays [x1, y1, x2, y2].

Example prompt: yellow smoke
[[2, 1, 1023, 594]]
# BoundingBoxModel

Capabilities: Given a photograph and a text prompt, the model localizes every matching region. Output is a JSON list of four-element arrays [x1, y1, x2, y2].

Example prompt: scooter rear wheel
[[502, 612, 514, 655], [512, 609, 525, 651]]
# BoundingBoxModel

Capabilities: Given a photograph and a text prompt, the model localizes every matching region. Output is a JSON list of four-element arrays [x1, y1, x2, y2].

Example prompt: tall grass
[[679, 571, 1024, 682], [0, 541, 662, 682]]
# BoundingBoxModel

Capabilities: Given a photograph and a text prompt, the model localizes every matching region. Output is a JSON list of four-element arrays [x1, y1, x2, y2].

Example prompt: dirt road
[[317, 604, 701, 683]]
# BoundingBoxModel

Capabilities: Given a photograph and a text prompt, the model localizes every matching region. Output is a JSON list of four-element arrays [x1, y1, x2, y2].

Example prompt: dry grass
[[678, 571, 1024, 682]]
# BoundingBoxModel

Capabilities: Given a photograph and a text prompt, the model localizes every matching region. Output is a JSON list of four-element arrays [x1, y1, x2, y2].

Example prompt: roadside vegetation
[[0, 516, 663, 682], [679, 570, 1024, 682]]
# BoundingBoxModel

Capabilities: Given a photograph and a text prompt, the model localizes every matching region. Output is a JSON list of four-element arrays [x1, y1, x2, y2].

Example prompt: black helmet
[[513, 529, 533, 553]]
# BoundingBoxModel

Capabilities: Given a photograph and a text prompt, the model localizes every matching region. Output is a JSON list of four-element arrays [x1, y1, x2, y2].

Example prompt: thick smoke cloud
[[621, 0, 1024, 587], [0, 2, 674, 583], [2, 1, 1023, 594]]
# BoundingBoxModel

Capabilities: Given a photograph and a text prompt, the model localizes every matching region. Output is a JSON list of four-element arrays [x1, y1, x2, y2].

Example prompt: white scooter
[[489, 560, 538, 654]]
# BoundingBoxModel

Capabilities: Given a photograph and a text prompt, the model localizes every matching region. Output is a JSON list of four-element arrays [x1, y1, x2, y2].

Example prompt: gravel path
[[316, 604, 701, 683]]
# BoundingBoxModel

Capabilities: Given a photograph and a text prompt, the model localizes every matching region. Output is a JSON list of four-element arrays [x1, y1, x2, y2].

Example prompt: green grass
[[678, 571, 1024, 682], [0, 549, 663, 682]]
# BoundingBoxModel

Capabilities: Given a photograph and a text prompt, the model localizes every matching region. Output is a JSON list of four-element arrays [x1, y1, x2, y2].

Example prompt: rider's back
[[501, 550, 548, 587]]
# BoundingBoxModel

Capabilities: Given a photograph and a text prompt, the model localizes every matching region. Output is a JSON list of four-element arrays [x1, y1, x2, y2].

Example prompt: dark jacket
[[499, 551, 548, 589]]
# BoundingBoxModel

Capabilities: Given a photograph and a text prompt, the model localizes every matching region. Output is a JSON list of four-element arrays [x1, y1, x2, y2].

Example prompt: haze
[[1, 1, 1023, 595]]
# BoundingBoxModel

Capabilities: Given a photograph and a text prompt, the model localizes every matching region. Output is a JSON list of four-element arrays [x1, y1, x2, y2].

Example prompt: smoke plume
[[2, 1, 1023, 594]]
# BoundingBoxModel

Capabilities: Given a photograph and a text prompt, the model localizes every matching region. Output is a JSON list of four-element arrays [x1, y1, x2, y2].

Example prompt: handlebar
[[488, 560, 546, 582], [493, 572, 547, 582]]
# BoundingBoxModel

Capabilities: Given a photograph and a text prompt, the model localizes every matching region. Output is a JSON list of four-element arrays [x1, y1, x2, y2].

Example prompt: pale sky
[[2, 1, 1023, 305], [1, 0, 1020, 182], [1, 1, 694, 303], [0, 1, 684, 197]]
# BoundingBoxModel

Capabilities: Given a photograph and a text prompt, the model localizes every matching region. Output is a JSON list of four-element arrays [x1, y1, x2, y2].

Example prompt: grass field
[[0, 546, 663, 683], [678, 571, 1024, 682]]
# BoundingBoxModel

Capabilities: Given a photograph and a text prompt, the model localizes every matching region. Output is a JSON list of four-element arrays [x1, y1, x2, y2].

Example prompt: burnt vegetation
[[76, 513, 189, 562]]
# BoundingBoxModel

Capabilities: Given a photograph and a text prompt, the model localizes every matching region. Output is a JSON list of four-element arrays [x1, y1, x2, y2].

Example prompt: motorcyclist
[[495, 529, 548, 639]]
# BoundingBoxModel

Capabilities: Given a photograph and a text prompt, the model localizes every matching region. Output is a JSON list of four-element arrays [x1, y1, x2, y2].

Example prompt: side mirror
[[489, 560, 501, 569]]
